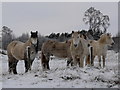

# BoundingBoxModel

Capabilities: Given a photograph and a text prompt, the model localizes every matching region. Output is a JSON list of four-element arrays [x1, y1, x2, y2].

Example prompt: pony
[[88, 33, 114, 68], [7, 31, 39, 74], [70, 31, 91, 67], [41, 40, 72, 70]]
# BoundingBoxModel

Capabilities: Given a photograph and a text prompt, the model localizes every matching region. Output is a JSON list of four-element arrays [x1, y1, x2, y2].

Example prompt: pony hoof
[[72, 66, 77, 69], [80, 67, 84, 68], [79, 65, 84, 68], [13, 72, 17, 74], [9, 72, 12, 74], [25, 70, 28, 73], [67, 66, 70, 68], [87, 64, 91, 67], [43, 68, 50, 71]]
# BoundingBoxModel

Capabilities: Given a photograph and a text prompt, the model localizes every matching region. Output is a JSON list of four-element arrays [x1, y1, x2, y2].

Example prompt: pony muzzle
[[74, 44, 77, 47], [111, 42, 115, 45], [31, 38, 37, 45]]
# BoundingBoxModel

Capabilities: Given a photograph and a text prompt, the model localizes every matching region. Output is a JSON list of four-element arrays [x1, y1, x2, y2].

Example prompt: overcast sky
[[2, 2, 118, 36]]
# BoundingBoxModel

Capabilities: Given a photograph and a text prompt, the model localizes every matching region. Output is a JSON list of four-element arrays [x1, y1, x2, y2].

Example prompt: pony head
[[71, 31, 81, 48], [100, 33, 115, 46], [30, 31, 38, 45]]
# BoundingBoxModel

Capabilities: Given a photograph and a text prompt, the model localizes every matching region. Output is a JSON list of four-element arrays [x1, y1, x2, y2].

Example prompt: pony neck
[[24, 39, 32, 46], [98, 37, 107, 45]]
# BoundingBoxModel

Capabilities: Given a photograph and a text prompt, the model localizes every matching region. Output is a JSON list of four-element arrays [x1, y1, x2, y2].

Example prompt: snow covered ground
[[0, 53, 2, 90], [1, 50, 119, 88]]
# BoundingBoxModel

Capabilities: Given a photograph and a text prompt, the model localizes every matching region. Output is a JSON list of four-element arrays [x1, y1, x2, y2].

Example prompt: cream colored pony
[[70, 31, 91, 67], [89, 33, 114, 67]]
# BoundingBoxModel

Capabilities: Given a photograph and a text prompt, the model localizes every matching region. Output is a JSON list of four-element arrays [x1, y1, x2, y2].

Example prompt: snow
[[1, 50, 119, 88], [0, 53, 3, 89]]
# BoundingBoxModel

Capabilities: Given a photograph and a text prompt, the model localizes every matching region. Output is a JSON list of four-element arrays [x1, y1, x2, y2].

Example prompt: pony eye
[[77, 36, 79, 38], [107, 36, 110, 38]]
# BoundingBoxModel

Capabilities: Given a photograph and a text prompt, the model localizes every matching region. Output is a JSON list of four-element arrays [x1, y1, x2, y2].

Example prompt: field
[[1, 50, 119, 88]]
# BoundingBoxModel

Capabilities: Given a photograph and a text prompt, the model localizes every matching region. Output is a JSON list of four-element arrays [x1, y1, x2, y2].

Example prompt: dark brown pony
[[41, 40, 72, 70], [7, 31, 39, 74]]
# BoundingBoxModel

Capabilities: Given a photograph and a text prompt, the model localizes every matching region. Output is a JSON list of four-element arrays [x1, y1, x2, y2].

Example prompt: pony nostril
[[88, 44, 90, 47], [31, 51, 34, 54], [74, 44, 77, 47], [111, 42, 115, 45]]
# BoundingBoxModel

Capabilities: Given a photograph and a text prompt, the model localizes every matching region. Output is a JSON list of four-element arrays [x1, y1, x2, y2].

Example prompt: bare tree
[[83, 7, 110, 34], [101, 15, 110, 33], [16, 33, 29, 42], [2, 26, 14, 50]]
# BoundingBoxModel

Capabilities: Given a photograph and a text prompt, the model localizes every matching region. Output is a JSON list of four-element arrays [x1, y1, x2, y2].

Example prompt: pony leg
[[24, 60, 29, 72], [42, 60, 50, 70], [29, 59, 34, 71], [86, 55, 90, 66], [8, 60, 13, 74], [46, 54, 50, 70], [70, 61, 74, 66], [91, 56, 95, 66], [72, 56, 77, 66], [46, 60, 50, 70], [41, 52, 46, 70], [13, 60, 18, 74], [79, 57, 84, 68], [67, 58, 72, 66], [103, 55, 106, 68], [42, 57, 50, 70], [90, 46, 94, 66], [31, 60, 34, 66], [41, 52, 50, 70], [98, 56, 101, 67], [42, 63, 46, 71], [8, 56, 18, 74]]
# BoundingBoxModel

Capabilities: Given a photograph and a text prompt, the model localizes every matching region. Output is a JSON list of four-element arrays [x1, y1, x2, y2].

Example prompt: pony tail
[[35, 39, 39, 53]]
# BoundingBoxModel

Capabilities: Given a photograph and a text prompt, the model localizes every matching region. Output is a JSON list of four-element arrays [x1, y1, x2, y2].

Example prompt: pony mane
[[98, 34, 107, 44]]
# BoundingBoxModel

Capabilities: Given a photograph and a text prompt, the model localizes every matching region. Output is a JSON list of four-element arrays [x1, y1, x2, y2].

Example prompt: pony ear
[[107, 33, 110, 36], [83, 34, 87, 39], [80, 34, 85, 39], [36, 31, 38, 34], [72, 31, 74, 34], [78, 31, 80, 34], [67, 39, 72, 46], [107, 33, 111, 36], [31, 31, 33, 34], [65, 40, 68, 43], [80, 34, 83, 38]]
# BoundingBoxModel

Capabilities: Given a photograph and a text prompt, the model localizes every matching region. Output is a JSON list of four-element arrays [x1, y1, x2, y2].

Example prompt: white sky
[[2, 2, 118, 36]]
